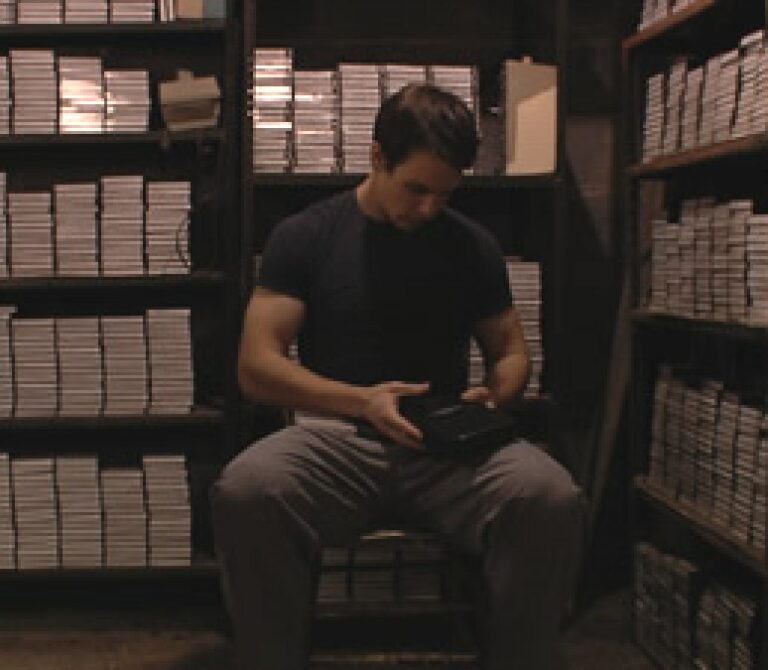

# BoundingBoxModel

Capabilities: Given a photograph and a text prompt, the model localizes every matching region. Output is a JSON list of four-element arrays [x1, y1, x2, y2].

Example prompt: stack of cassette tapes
[[649, 217, 672, 311], [732, 404, 761, 544], [57, 317, 103, 416], [0, 56, 9, 134], [58, 56, 104, 133], [679, 66, 702, 151], [732, 31, 763, 138], [648, 366, 671, 485], [350, 538, 396, 603], [338, 63, 380, 174], [636, 0, 668, 31], [746, 212, 768, 325], [677, 209, 695, 318], [0, 0, 14, 24], [251, 48, 293, 173], [507, 260, 543, 398], [55, 455, 103, 568], [8, 191, 54, 277], [697, 585, 757, 669], [100, 175, 145, 275], [100, 466, 147, 567], [54, 182, 99, 276], [104, 69, 150, 132], [642, 71, 664, 161], [109, 0, 154, 23], [713, 390, 739, 529], [754, 33, 768, 133], [146, 308, 193, 414], [11, 317, 58, 417], [10, 49, 57, 134], [145, 181, 191, 275], [0, 173, 6, 277], [661, 58, 686, 156], [697, 55, 719, 146], [64, 0, 108, 23], [727, 200, 749, 322], [11, 457, 59, 569], [101, 315, 148, 415], [142, 454, 191, 566], [380, 63, 427, 99], [711, 201, 730, 321], [754, 417, 767, 551], [293, 70, 338, 174], [693, 380, 721, 513], [693, 198, 714, 318], [399, 537, 444, 602], [0, 453, 13, 568], [317, 548, 349, 603], [714, 48, 739, 144], [0, 307, 13, 418], [16, 0, 62, 24]]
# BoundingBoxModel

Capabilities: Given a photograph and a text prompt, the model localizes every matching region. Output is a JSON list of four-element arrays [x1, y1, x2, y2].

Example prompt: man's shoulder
[[442, 206, 501, 249], [277, 188, 356, 236]]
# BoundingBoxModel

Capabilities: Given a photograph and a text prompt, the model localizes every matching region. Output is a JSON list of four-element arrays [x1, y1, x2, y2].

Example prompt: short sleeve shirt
[[257, 189, 512, 394]]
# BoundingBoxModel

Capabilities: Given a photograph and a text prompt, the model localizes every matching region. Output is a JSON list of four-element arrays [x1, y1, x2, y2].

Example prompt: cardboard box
[[176, 0, 203, 19], [504, 57, 558, 175], [159, 70, 220, 131]]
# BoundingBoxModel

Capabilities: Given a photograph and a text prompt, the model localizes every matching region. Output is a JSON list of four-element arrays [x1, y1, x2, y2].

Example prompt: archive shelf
[[622, 0, 768, 665], [0, 19, 226, 38]]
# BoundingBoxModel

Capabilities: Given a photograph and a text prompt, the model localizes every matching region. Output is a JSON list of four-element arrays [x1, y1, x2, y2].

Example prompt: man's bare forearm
[[238, 349, 372, 419], [485, 352, 531, 406]]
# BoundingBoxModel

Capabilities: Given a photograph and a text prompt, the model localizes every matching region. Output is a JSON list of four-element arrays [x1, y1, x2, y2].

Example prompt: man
[[212, 84, 585, 670]]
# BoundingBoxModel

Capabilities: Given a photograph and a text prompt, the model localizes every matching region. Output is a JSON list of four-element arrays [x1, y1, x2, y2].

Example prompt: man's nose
[[417, 195, 443, 219]]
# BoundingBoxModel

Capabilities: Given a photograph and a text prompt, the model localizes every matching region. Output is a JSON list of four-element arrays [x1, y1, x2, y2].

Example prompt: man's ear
[[370, 142, 387, 172]]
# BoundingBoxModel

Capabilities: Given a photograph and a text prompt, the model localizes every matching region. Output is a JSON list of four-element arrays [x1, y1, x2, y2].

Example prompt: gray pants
[[211, 421, 586, 670]]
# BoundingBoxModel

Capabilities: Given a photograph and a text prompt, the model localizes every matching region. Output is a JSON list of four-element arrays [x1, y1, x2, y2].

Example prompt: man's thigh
[[216, 423, 391, 546]]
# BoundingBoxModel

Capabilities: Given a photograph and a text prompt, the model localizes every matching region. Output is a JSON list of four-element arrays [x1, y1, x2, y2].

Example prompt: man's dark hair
[[373, 83, 478, 172]]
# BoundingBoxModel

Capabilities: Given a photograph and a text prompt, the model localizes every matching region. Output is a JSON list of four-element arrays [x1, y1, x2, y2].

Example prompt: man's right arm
[[238, 287, 427, 447]]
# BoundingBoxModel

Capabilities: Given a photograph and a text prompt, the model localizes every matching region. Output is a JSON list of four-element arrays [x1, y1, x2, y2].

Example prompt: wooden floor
[[0, 589, 654, 669]]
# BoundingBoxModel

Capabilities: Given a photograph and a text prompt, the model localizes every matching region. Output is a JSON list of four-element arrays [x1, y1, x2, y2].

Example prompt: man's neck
[[355, 177, 387, 222]]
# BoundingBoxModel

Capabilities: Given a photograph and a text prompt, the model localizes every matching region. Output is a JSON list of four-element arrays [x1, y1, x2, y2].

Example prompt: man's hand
[[461, 386, 497, 408], [362, 381, 430, 450]]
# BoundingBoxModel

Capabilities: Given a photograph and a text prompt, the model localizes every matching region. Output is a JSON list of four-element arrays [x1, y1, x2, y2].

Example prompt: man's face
[[372, 148, 463, 232]]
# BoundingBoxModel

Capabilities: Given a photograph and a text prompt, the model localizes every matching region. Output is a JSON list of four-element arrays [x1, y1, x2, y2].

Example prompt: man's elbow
[[237, 354, 268, 403]]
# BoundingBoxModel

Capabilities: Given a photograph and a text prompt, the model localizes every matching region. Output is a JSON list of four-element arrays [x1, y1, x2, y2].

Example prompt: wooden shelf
[[633, 476, 767, 578], [0, 407, 225, 432], [622, 0, 718, 52], [315, 601, 475, 619], [631, 310, 768, 343], [310, 651, 477, 665], [0, 272, 224, 293], [253, 36, 549, 52], [251, 174, 561, 189], [627, 133, 768, 178], [0, 20, 226, 37], [0, 128, 223, 147]]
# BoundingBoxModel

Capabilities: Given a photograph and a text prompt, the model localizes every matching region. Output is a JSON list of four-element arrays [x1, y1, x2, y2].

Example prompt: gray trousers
[[211, 420, 586, 670]]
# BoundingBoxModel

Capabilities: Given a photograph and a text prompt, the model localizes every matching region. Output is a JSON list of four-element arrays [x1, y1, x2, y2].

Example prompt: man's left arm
[[462, 306, 531, 407]]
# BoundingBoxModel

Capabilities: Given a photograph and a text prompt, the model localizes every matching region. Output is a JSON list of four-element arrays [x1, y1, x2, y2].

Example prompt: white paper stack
[[677, 205, 695, 317], [0, 0, 15, 24], [251, 48, 294, 173], [293, 70, 338, 174], [0, 307, 14, 418], [58, 56, 104, 134], [109, 0, 154, 22], [56, 455, 103, 568], [732, 31, 763, 139], [100, 175, 144, 275], [56, 317, 103, 416], [9, 49, 57, 135], [0, 56, 10, 135], [11, 457, 59, 569], [0, 453, 14, 569], [104, 69, 150, 133], [662, 59, 686, 155], [697, 55, 720, 146], [16, 0, 62, 23], [680, 66, 702, 151], [143, 454, 191, 566], [54, 182, 99, 276], [338, 63, 380, 174], [11, 317, 57, 417], [754, 34, 768, 133], [381, 63, 427, 99], [711, 202, 730, 321], [8, 191, 53, 277], [714, 49, 739, 143], [101, 315, 147, 415], [746, 213, 768, 325], [64, 0, 107, 23], [693, 198, 715, 318], [642, 72, 665, 161], [508, 261, 543, 397], [145, 180, 190, 275], [727, 200, 750, 322], [100, 467, 147, 567], [0, 173, 7, 277], [146, 308, 193, 414]]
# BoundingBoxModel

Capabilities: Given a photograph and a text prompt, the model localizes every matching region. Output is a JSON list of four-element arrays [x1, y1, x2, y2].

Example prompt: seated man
[[212, 83, 586, 670]]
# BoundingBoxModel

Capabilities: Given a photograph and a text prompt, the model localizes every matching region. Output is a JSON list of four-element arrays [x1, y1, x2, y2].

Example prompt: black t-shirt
[[257, 189, 512, 394]]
